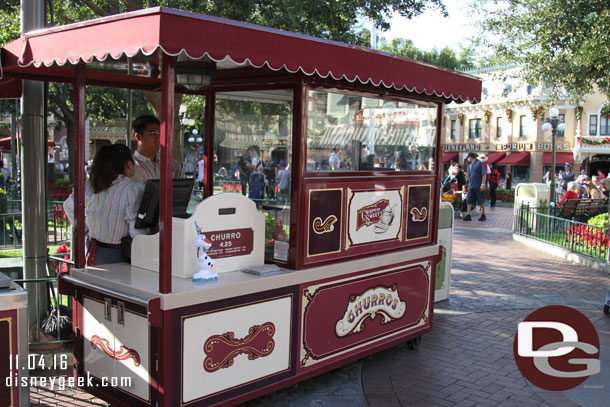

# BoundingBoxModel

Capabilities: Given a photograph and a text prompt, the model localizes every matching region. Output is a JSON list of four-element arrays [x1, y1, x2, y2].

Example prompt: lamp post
[[542, 107, 568, 204]]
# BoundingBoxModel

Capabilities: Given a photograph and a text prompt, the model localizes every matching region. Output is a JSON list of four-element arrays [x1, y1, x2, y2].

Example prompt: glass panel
[[496, 117, 502, 139], [601, 116, 610, 136], [519, 116, 526, 138], [469, 119, 481, 139], [214, 90, 293, 263], [450, 120, 456, 140], [557, 114, 565, 137], [589, 115, 597, 136], [306, 90, 437, 172]]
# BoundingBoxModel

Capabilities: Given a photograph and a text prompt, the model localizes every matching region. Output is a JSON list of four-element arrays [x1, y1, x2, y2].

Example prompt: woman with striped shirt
[[64, 144, 144, 265]]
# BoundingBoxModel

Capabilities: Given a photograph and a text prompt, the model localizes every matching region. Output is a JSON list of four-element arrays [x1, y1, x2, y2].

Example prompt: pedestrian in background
[[463, 152, 487, 222], [561, 164, 574, 193], [488, 163, 501, 208], [505, 172, 512, 190]]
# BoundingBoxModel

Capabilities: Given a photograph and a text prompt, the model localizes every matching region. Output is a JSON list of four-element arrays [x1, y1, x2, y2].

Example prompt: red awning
[[442, 152, 458, 163], [0, 78, 21, 99], [542, 152, 574, 165], [497, 152, 530, 165], [0, 137, 55, 150], [0, 7, 481, 103], [480, 152, 506, 164]]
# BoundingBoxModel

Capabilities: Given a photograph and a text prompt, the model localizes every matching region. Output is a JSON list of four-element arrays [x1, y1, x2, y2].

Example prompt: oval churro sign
[[335, 285, 406, 337]]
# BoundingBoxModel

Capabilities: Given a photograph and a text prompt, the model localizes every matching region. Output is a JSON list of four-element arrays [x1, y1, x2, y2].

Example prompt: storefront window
[[450, 120, 456, 140], [214, 90, 293, 263], [306, 90, 437, 172], [512, 165, 530, 182], [469, 119, 481, 139], [496, 117, 502, 139], [589, 115, 598, 136]]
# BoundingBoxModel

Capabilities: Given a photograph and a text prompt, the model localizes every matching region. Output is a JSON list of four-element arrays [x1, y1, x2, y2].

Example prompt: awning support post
[[159, 54, 175, 294], [73, 63, 86, 268]]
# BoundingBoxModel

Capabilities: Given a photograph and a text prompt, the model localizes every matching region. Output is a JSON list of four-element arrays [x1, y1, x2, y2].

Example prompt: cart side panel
[[301, 177, 435, 267], [75, 288, 156, 407], [173, 286, 299, 406], [298, 258, 434, 372]]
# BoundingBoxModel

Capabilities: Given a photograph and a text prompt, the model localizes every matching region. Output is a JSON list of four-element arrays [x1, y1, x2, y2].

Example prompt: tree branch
[[49, 91, 74, 124], [77, 0, 110, 17], [123, 0, 144, 11]]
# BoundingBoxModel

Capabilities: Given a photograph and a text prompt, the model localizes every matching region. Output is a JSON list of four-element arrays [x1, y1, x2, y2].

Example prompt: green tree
[[376, 37, 475, 70], [475, 0, 610, 99]]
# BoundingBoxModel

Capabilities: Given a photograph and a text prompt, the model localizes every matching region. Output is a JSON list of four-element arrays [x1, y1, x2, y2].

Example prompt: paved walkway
[[249, 206, 610, 407], [29, 206, 610, 406]]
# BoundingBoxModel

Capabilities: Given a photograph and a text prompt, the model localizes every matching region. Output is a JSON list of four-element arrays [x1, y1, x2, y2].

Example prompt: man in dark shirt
[[464, 152, 487, 221]]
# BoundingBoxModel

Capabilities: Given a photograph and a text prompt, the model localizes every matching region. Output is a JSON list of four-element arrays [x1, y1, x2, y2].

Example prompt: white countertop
[[69, 244, 439, 311]]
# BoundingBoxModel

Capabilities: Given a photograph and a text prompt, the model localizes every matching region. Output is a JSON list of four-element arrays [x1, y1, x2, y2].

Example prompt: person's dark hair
[[90, 144, 134, 193], [132, 115, 160, 135]]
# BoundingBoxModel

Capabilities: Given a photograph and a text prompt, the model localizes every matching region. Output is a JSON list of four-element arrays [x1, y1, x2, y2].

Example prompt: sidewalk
[[30, 206, 610, 406]]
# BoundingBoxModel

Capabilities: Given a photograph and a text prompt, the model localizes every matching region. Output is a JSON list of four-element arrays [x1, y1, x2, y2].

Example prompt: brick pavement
[[30, 206, 610, 406], [362, 206, 610, 407]]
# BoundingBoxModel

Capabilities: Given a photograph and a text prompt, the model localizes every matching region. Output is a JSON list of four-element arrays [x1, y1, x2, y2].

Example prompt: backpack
[[248, 173, 265, 199]]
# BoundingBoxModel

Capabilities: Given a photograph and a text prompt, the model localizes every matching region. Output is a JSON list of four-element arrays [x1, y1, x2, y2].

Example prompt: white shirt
[[196, 158, 205, 182], [251, 156, 263, 174], [329, 152, 339, 170], [64, 175, 145, 244], [133, 150, 184, 184], [448, 164, 458, 177]]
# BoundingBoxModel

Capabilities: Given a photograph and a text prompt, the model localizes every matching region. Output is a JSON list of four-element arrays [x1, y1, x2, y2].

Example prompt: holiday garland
[[575, 106, 583, 121], [579, 137, 610, 145], [483, 109, 491, 124], [457, 112, 464, 125], [530, 105, 545, 121], [505, 108, 513, 122], [601, 101, 610, 119]]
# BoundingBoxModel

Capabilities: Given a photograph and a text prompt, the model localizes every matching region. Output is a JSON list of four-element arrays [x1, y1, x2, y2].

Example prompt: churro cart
[[0, 8, 481, 406]]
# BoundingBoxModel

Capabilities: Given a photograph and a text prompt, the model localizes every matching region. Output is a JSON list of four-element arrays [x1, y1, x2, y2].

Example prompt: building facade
[[443, 66, 610, 184]]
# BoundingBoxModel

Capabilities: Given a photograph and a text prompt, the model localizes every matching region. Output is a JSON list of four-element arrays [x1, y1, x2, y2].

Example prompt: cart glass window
[[306, 90, 437, 172], [214, 90, 293, 263]]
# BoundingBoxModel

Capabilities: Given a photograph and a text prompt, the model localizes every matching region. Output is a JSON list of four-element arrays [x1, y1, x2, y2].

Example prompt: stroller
[[441, 175, 455, 193]]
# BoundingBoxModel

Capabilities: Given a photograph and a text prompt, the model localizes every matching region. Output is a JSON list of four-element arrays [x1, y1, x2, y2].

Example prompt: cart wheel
[[407, 336, 421, 350]]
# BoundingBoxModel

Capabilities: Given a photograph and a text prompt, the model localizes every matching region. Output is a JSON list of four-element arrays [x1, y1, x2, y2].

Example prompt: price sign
[[204, 228, 254, 259]]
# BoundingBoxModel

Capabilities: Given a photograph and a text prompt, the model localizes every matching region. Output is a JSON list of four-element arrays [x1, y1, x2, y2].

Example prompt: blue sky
[[380, 0, 477, 51]]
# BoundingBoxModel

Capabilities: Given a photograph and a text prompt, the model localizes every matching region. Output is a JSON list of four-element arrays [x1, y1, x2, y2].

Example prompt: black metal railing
[[0, 201, 70, 248], [514, 203, 609, 262]]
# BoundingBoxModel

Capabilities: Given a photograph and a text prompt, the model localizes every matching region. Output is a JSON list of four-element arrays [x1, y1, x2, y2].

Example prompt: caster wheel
[[407, 336, 421, 350]]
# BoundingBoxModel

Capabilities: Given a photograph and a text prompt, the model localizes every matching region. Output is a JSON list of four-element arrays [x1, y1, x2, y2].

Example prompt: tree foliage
[[474, 0, 610, 99], [375, 36, 476, 70]]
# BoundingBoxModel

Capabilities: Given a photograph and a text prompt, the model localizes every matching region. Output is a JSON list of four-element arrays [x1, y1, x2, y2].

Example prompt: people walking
[[463, 152, 487, 222]]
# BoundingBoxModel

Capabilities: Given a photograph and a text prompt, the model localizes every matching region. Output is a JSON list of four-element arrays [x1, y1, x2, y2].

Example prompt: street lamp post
[[542, 107, 568, 204]]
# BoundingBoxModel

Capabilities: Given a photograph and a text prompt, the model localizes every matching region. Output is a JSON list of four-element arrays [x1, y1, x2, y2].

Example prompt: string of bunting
[[579, 137, 610, 145]]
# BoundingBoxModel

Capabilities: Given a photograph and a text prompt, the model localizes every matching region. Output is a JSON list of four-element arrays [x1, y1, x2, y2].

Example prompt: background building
[[443, 65, 610, 184]]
